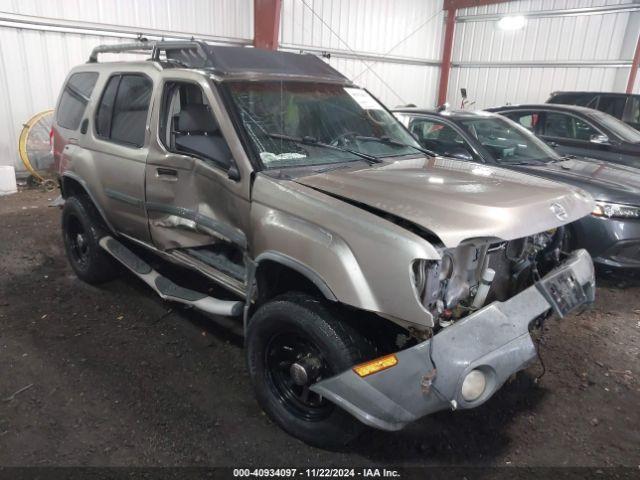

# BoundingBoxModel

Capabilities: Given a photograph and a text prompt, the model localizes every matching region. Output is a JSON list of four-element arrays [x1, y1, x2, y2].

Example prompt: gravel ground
[[0, 189, 639, 468]]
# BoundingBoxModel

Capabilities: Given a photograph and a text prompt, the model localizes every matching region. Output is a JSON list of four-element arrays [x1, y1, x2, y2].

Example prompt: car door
[[538, 111, 618, 162], [86, 71, 156, 242], [144, 74, 250, 255]]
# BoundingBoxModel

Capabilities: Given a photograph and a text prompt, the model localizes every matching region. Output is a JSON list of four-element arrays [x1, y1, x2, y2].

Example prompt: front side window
[[542, 112, 597, 141], [159, 81, 232, 168], [503, 111, 540, 132], [589, 110, 640, 143], [95, 74, 152, 148], [459, 116, 558, 164], [56, 72, 99, 130], [225, 81, 421, 169], [408, 118, 474, 160]]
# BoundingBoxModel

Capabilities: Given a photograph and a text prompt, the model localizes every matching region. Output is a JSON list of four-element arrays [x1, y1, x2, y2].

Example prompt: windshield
[[459, 116, 560, 164], [226, 81, 420, 168], [589, 110, 640, 143]]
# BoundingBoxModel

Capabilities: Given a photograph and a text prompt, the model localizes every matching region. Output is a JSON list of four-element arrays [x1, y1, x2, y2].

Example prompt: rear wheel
[[62, 196, 118, 284], [246, 293, 373, 449]]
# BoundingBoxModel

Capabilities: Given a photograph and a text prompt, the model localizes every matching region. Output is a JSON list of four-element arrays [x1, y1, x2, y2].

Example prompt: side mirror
[[227, 164, 241, 181], [590, 133, 610, 145]]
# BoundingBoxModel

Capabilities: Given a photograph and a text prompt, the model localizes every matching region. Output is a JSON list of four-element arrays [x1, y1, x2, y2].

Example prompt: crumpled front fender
[[311, 249, 595, 431]]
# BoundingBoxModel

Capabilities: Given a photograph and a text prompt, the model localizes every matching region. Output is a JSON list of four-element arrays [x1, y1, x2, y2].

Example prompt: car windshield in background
[[459, 116, 559, 164], [589, 111, 640, 143], [226, 81, 420, 168]]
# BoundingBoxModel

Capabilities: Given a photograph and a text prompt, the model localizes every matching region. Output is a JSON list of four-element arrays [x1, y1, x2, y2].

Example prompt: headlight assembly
[[592, 201, 640, 219]]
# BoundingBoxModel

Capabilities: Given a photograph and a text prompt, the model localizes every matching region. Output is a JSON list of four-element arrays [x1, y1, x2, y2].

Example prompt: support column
[[254, 0, 282, 50], [627, 32, 640, 93], [437, 8, 456, 106]]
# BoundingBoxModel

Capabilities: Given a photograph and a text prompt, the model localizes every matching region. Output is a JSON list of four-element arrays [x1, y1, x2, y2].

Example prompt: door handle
[[156, 167, 178, 181]]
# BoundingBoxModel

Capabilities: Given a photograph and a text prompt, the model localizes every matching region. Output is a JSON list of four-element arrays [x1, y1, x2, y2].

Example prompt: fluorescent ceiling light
[[497, 15, 526, 31]]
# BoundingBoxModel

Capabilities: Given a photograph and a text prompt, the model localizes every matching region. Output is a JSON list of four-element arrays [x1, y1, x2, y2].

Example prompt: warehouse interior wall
[[0, 0, 253, 173], [1, 0, 640, 173], [447, 0, 640, 109], [278, 0, 444, 108]]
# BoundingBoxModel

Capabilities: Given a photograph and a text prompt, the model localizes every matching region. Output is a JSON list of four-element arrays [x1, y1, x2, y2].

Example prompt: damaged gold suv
[[53, 41, 596, 448]]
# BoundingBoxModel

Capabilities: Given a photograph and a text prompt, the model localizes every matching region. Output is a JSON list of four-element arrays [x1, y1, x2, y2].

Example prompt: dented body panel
[[311, 249, 595, 431]]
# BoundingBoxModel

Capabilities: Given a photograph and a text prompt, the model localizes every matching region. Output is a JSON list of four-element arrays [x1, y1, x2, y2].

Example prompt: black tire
[[62, 195, 118, 284], [246, 293, 374, 449]]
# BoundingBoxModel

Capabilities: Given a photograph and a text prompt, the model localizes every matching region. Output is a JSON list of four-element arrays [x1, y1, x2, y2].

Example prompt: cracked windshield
[[226, 81, 421, 168]]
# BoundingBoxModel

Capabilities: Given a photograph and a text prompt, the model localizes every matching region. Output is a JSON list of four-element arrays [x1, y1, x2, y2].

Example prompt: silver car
[[53, 41, 596, 449]]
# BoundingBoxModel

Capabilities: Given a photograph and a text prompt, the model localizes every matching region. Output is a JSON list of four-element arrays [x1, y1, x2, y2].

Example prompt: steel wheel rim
[[66, 214, 89, 267], [265, 331, 334, 421]]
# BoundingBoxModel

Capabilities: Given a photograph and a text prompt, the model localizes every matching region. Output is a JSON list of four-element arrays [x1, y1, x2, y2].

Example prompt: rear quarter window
[[56, 72, 99, 130]]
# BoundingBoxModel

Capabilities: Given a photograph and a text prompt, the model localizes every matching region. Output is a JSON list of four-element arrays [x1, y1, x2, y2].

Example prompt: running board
[[99, 236, 243, 317]]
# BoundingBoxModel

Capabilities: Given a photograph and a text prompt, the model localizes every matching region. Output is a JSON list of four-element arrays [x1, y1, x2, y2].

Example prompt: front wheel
[[246, 293, 374, 449]]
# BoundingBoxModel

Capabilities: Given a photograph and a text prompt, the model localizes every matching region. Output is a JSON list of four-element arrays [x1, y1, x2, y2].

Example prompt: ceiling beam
[[443, 0, 511, 10]]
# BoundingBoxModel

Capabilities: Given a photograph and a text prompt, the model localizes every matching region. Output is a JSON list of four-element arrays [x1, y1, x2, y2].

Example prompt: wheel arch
[[254, 251, 337, 302], [60, 173, 115, 233]]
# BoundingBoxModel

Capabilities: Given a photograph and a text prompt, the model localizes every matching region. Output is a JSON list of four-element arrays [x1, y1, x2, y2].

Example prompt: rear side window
[[597, 95, 626, 119], [56, 72, 99, 130], [95, 74, 152, 148]]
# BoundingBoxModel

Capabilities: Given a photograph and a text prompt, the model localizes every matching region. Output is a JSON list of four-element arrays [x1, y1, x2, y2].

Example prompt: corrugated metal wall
[[279, 0, 444, 107], [447, 0, 638, 108], [0, 0, 253, 172]]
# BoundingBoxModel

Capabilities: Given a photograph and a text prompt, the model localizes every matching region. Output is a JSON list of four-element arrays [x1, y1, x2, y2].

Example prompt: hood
[[294, 157, 594, 248], [508, 157, 640, 205]]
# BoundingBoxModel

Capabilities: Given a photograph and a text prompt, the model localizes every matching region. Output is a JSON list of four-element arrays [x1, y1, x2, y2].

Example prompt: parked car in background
[[485, 104, 640, 168], [547, 91, 640, 131], [53, 41, 597, 448], [393, 108, 640, 274]]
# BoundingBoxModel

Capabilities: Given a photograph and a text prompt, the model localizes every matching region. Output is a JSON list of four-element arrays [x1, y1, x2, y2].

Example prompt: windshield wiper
[[266, 133, 381, 164], [353, 135, 437, 157]]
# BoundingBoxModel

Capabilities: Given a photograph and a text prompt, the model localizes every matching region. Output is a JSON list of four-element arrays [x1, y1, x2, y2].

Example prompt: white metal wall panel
[[453, 11, 630, 63], [449, 65, 619, 108], [0, 0, 253, 172], [329, 57, 441, 107], [449, 0, 636, 108], [0, 0, 253, 40], [280, 0, 443, 59], [280, 0, 444, 109], [457, 0, 635, 16]]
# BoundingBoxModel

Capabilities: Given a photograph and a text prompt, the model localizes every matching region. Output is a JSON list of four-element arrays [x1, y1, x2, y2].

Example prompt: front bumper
[[310, 249, 595, 431], [573, 215, 640, 270]]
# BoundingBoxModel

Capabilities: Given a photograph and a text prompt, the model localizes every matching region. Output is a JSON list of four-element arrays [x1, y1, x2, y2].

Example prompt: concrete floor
[[0, 189, 639, 467]]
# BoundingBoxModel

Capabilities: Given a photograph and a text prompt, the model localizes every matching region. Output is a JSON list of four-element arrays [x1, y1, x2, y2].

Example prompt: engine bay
[[416, 228, 566, 329]]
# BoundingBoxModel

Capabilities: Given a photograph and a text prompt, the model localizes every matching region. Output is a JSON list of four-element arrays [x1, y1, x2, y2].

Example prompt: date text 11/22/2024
[[232, 468, 401, 478]]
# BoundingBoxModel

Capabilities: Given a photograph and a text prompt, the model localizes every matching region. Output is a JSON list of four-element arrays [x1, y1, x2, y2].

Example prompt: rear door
[[87, 72, 155, 241]]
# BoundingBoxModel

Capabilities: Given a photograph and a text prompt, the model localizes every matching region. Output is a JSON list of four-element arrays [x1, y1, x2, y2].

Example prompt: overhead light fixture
[[497, 15, 526, 31]]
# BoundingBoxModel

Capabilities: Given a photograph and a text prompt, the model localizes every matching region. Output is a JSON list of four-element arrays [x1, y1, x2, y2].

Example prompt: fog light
[[461, 370, 486, 401]]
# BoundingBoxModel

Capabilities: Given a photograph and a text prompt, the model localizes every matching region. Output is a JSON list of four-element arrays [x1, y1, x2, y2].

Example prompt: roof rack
[[88, 39, 213, 68]]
